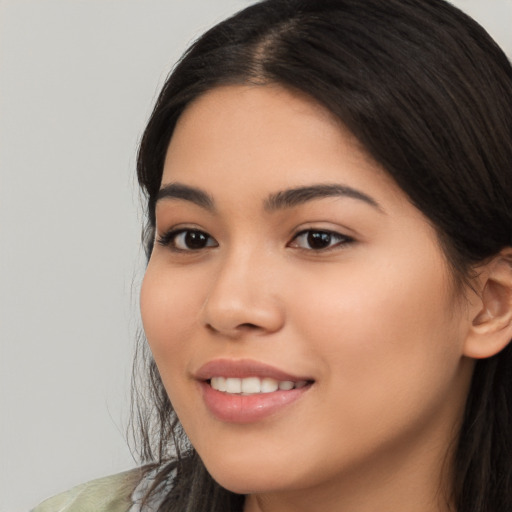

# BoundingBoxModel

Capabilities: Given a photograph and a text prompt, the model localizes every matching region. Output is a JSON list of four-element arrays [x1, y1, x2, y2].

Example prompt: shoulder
[[31, 468, 144, 512]]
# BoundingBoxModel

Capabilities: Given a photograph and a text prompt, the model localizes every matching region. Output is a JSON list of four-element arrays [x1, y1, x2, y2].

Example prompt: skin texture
[[140, 84, 483, 512]]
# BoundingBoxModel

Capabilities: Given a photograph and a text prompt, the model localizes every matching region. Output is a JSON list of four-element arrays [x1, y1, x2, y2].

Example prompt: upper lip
[[194, 358, 313, 382]]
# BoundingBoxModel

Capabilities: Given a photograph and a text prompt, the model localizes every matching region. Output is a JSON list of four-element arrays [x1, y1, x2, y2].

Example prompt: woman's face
[[141, 85, 475, 503]]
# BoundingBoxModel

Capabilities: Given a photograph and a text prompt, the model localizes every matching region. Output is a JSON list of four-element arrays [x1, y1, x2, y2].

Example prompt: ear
[[464, 248, 512, 359]]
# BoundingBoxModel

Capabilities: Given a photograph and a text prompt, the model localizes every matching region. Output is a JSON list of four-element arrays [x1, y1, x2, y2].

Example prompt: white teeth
[[225, 377, 242, 393], [210, 376, 226, 392], [278, 380, 294, 391], [241, 377, 261, 394], [260, 377, 279, 393], [210, 376, 308, 395]]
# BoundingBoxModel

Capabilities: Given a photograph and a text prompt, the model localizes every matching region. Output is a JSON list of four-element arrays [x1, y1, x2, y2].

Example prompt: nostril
[[206, 323, 218, 333], [205, 322, 262, 336], [202, 296, 285, 336], [239, 323, 260, 329]]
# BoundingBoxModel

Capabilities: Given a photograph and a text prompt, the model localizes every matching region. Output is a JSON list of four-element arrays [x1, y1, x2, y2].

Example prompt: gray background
[[1, 1, 511, 511]]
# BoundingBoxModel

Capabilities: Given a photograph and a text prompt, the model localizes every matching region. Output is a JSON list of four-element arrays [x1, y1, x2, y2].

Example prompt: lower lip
[[199, 381, 311, 423]]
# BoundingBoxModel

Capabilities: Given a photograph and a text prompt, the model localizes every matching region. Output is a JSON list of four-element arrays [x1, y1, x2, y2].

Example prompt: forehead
[[161, 84, 400, 208]]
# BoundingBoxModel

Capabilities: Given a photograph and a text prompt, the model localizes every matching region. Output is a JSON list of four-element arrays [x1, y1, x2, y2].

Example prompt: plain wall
[[1, 1, 511, 511]]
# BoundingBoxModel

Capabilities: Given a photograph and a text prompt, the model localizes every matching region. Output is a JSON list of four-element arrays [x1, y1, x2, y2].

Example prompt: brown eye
[[179, 231, 210, 250], [306, 232, 332, 249], [158, 229, 217, 251], [291, 230, 353, 251]]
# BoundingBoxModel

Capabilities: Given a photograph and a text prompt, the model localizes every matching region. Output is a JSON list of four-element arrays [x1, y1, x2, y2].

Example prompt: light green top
[[31, 469, 143, 512]]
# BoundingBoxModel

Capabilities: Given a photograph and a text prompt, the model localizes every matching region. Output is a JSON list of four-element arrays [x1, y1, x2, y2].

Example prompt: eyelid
[[156, 226, 218, 252], [155, 222, 207, 242], [155, 223, 355, 253], [288, 228, 355, 251]]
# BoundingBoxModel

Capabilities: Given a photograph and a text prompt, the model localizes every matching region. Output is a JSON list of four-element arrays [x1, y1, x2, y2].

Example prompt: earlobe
[[464, 249, 512, 359]]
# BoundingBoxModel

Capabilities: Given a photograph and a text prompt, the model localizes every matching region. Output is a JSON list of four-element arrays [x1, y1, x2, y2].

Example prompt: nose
[[201, 250, 285, 338]]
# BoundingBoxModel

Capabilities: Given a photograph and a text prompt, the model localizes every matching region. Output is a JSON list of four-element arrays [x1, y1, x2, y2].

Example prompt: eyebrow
[[157, 183, 215, 211], [264, 184, 382, 212], [156, 182, 382, 212]]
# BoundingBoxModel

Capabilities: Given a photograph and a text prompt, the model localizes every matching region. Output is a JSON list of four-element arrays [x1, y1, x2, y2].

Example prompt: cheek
[[291, 251, 464, 423], [140, 260, 218, 444], [140, 261, 201, 362]]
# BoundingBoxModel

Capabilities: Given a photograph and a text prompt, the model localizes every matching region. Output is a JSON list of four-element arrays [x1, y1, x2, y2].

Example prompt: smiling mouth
[[208, 376, 311, 395], [197, 361, 315, 422]]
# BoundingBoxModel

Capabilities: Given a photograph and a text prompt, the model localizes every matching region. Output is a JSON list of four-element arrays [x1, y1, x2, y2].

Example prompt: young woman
[[33, 0, 512, 511]]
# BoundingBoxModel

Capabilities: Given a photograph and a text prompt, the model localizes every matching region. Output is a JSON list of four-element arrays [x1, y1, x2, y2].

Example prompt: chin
[[208, 468, 290, 495], [200, 451, 303, 495]]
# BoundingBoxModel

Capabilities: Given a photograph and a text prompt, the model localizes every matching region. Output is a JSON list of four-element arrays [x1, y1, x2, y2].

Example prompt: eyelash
[[157, 229, 218, 252], [156, 228, 354, 253], [289, 229, 354, 251]]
